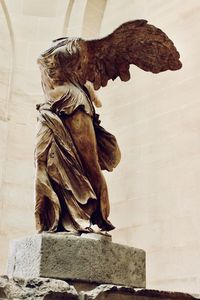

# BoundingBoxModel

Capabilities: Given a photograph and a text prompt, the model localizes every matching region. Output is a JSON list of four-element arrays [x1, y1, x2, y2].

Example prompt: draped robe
[[35, 61, 121, 232]]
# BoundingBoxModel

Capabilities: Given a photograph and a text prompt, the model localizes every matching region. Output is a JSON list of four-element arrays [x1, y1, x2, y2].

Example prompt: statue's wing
[[84, 19, 182, 90], [38, 20, 182, 91]]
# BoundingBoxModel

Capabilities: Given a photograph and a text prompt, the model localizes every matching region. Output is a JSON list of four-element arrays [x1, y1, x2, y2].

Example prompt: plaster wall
[[0, 0, 70, 274], [98, 0, 200, 293]]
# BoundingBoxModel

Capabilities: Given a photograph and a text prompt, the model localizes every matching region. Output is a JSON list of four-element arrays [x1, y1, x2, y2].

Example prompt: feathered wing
[[38, 19, 182, 91], [83, 19, 182, 90]]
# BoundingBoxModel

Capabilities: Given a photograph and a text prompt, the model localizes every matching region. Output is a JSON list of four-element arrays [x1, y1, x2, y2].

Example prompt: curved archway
[[64, 0, 107, 38], [81, 0, 107, 38]]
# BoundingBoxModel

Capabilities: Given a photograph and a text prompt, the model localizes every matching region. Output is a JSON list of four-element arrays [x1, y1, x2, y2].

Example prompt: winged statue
[[35, 20, 182, 234]]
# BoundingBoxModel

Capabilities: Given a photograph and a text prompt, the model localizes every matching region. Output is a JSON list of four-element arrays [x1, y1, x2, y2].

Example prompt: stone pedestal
[[7, 233, 146, 288], [3, 233, 199, 299]]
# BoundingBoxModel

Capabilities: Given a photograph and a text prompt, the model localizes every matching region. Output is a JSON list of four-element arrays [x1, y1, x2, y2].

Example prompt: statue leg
[[62, 109, 114, 230]]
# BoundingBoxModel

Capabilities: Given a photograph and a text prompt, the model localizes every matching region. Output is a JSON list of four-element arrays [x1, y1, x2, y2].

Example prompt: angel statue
[[35, 20, 182, 234]]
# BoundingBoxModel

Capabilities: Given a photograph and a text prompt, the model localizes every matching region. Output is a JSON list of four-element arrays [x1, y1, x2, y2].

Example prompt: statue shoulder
[[37, 39, 81, 85]]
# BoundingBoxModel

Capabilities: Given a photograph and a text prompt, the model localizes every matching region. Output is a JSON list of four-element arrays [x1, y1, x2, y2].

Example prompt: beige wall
[[0, 0, 70, 274], [98, 0, 200, 293], [0, 0, 200, 294]]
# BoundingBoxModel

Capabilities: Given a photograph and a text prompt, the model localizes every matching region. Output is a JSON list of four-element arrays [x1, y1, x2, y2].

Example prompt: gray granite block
[[7, 233, 146, 288]]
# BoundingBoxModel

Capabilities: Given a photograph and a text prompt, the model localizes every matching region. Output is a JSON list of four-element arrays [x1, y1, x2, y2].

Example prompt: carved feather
[[85, 19, 182, 89], [38, 19, 182, 91]]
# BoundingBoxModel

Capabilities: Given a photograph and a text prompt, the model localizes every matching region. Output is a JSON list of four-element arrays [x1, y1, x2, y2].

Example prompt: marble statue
[[34, 20, 182, 233]]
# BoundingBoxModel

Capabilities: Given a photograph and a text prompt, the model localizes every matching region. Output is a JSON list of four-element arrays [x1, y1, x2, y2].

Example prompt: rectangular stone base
[[7, 233, 146, 288]]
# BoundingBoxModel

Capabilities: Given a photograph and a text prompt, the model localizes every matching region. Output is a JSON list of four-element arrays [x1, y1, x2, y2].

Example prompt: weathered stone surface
[[0, 276, 78, 300], [0, 275, 7, 298], [7, 233, 146, 288], [1, 277, 199, 300], [80, 285, 136, 300], [81, 285, 200, 300], [7, 234, 42, 278], [81, 232, 112, 242]]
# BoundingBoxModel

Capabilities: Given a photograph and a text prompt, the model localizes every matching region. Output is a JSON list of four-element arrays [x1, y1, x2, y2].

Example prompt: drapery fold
[[34, 102, 121, 232]]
